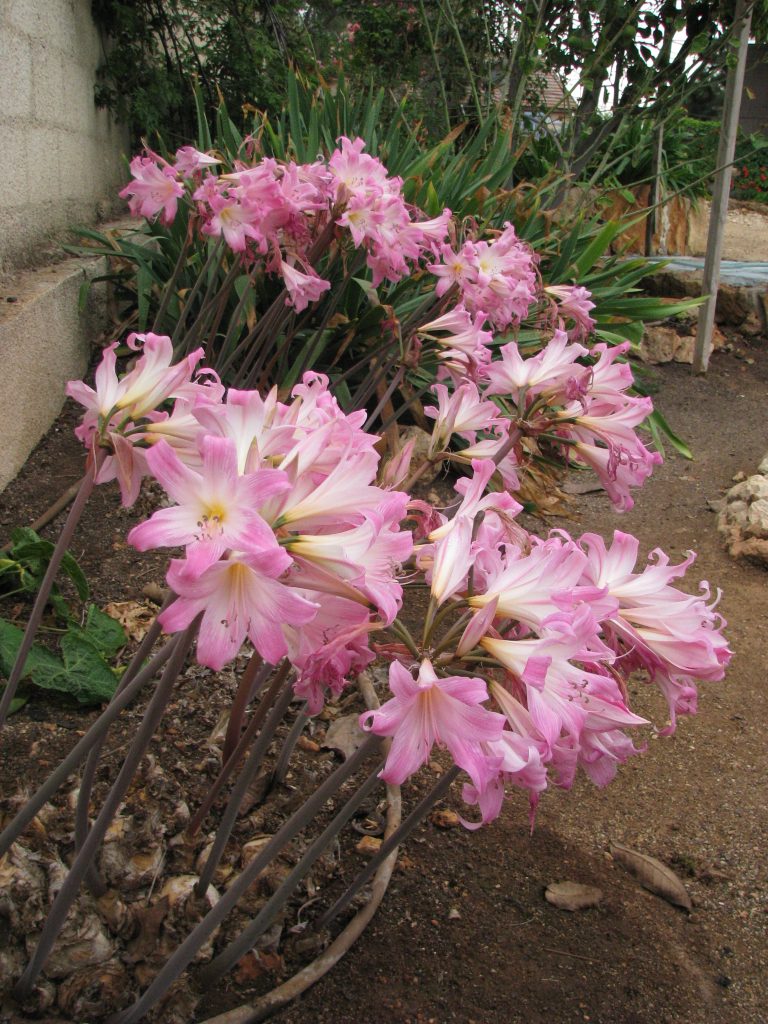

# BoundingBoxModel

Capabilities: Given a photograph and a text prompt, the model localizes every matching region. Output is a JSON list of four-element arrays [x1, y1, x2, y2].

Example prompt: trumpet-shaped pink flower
[[419, 305, 492, 381], [582, 342, 635, 410], [120, 156, 184, 224], [430, 224, 538, 330], [546, 284, 596, 340], [461, 730, 549, 828], [484, 331, 588, 405], [94, 430, 149, 508], [426, 514, 475, 605], [429, 459, 522, 542], [361, 659, 504, 789], [569, 438, 661, 512], [173, 146, 220, 177], [429, 242, 476, 297], [67, 342, 124, 442], [578, 531, 731, 731], [329, 136, 391, 198], [468, 536, 596, 629], [483, 610, 646, 760], [289, 598, 376, 713], [424, 382, 504, 454], [161, 549, 318, 669], [279, 258, 331, 312], [286, 493, 412, 624], [203, 192, 264, 252], [119, 333, 206, 419], [67, 335, 208, 506], [128, 437, 288, 574], [273, 449, 387, 531]]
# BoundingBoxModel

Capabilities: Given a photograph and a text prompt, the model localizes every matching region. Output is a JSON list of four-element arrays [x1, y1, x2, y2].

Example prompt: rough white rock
[[717, 455, 768, 564]]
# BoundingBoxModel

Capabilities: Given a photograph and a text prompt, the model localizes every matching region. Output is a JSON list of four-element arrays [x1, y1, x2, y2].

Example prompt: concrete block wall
[[0, 256, 109, 491], [1, 0, 129, 271]]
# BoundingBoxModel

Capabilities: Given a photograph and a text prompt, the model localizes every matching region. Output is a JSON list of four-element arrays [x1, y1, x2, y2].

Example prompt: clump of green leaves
[[0, 529, 125, 713]]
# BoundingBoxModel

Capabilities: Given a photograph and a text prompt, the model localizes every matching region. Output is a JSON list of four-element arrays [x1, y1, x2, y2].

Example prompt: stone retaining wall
[[0, 256, 109, 492], [1, 0, 128, 272]]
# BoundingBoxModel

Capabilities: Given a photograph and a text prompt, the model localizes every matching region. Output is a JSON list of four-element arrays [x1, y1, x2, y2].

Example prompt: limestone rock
[[745, 499, 768, 539], [641, 323, 725, 365], [718, 456, 768, 565], [715, 284, 753, 326]]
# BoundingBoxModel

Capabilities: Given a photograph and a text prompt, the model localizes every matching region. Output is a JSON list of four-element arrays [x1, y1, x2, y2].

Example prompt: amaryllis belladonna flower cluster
[[67, 139, 730, 830], [118, 138, 592, 360], [67, 324, 730, 830]]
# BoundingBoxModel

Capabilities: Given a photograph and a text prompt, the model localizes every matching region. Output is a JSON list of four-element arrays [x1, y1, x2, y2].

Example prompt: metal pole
[[693, 0, 753, 373], [645, 123, 664, 257]]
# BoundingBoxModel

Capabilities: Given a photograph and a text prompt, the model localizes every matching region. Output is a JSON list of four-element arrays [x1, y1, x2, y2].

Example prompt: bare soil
[[1, 340, 767, 1024]]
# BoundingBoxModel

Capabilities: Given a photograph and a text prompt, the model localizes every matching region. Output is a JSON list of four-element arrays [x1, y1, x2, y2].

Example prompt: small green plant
[[0, 528, 125, 713]]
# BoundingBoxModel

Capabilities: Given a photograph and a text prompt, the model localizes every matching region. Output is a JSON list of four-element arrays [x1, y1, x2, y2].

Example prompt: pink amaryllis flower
[[127, 436, 288, 574], [360, 659, 505, 789], [66, 335, 207, 506], [568, 437, 661, 512], [119, 333, 205, 419], [545, 284, 596, 340], [120, 155, 184, 224], [461, 729, 549, 829], [483, 330, 588, 406], [173, 146, 220, 177], [66, 342, 124, 441], [161, 549, 318, 669], [578, 530, 731, 731], [279, 257, 331, 312], [288, 597, 376, 713], [203, 192, 264, 253], [468, 535, 596, 629], [424, 381, 503, 454]]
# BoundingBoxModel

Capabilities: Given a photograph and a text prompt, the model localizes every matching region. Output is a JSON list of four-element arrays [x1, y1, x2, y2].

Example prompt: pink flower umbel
[[360, 659, 504, 789]]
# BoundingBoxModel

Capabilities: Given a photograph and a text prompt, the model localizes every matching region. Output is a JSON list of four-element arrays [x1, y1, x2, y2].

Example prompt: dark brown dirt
[[1, 341, 767, 1024]]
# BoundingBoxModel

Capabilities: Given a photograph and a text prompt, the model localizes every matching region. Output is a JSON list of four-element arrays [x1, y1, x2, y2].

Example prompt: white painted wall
[[0, 0, 128, 271]]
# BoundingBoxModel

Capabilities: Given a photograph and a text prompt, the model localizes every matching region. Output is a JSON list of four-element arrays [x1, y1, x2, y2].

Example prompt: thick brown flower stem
[[0, 636, 179, 859], [0, 449, 103, 729], [271, 708, 309, 787], [198, 762, 383, 985], [108, 734, 383, 1024], [74, 594, 175, 896], [13, 620, 198, 1000], [195, 682, 295, 894], [186, 660, 290, 838], [222, 651, 266, 764], [315, 764, 461, 931]]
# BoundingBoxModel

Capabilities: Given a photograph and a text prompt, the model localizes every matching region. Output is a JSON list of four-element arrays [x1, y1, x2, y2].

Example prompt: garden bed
[[1, 340, 767, 1024]]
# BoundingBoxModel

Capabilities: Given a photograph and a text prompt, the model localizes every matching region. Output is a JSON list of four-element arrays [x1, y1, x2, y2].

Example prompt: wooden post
[[693, 0, 753, 373]]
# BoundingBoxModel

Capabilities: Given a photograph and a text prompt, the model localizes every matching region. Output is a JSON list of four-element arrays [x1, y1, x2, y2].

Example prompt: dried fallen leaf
[[545, 881, 603, 912], [297, 735, 320, 753], [610, 842, 693, 911], [429, 808, 461, 829], [323, 713, 366, 760], [355, 836, 382, 856], [104, 601, 155, 642]]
